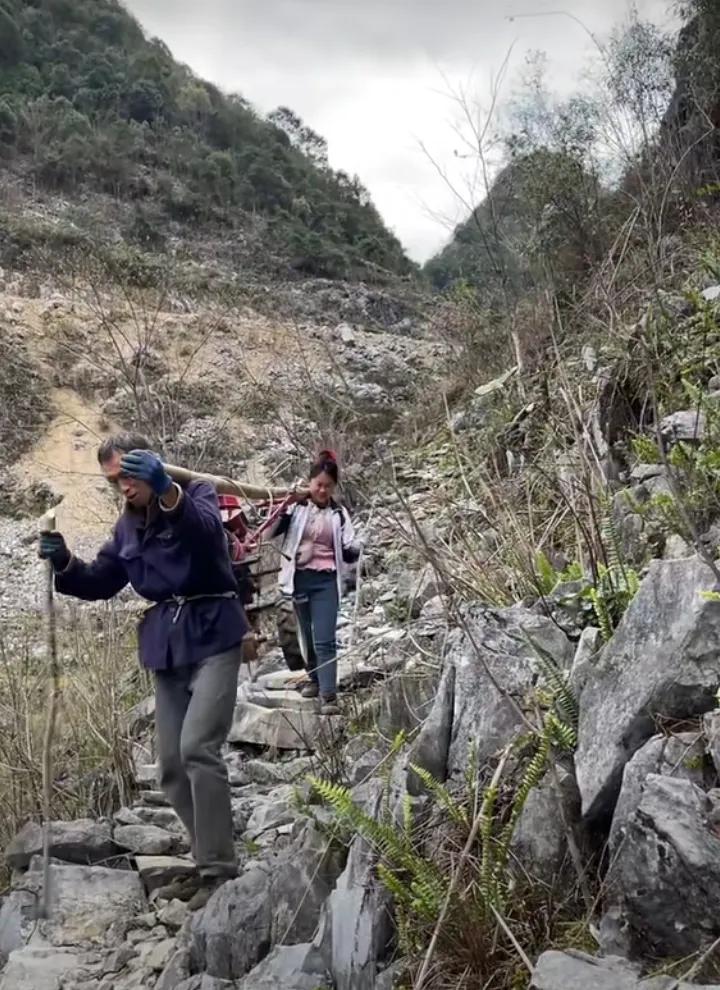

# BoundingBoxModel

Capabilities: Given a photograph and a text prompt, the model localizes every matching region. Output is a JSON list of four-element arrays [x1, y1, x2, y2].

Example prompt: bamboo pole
[[39, 508, 60, 920], [164, 464, 307, 502]]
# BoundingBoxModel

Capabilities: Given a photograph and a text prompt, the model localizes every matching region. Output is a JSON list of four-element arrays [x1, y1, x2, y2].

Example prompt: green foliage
[[0, 0, 411, 280], [631, 434, 661, 464], [525, 634, 580, 732], [533, 550, 583, 596], [586, 563, 641, 641]]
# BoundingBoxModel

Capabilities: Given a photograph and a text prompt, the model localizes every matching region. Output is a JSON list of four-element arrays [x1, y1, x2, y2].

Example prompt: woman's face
[[309, 471, 335, 507]]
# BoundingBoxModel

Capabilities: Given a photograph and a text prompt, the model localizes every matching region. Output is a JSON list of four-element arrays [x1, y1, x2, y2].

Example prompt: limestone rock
[[604, 775, 720, 959], [137, 937, 176, 972], [113, 824, 176, 856], [192, 824, 343, 981], [608, 732, 707, 853], [376, 664, 439, 737], [190, 865, 272, 980], [530, 950, 687, 989], [314, 782, 393, 990], [131, 806, 184, 833], [576, 557, 720, 822], [0, 947, 80, 990], [156, 948, 191, 990], [446, 604, 572, 776], [135, 855, 195, 892], [156, 898, 189, 929], [406, 663, 455, 794], [236, 943, 330, 989], [1, 859, 146, 951], [5, 820, 117, 870], [245, 785, 297, 838], [230, 701, 333, 750], [568, 626, 602, 697], [511, 766, 582, 883], [704, 710, 720, 777], [660, 408, 706, 443]]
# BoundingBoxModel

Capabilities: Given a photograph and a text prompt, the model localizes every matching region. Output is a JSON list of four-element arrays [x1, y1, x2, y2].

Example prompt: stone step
[[135, 856, 195, 893], [229, 701, 339, 751]]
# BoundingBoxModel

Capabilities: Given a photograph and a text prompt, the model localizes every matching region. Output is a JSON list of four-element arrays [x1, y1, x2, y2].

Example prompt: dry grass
[[0, 606, 148, 886]]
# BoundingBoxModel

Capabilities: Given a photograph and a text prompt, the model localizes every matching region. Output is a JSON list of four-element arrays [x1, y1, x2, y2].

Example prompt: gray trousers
[[154, 647, 241, 877]]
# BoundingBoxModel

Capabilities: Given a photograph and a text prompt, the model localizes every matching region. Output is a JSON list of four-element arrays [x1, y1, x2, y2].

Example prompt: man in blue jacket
[[40, 433, 251, 909]]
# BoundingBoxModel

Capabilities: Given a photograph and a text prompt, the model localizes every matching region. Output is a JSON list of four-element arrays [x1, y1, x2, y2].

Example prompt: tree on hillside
[[0, 4, 23, 63], [268, 106, 329, 168]]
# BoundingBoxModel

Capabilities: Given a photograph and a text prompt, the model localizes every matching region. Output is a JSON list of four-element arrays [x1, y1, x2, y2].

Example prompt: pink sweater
[[296, 506, 336, 572]]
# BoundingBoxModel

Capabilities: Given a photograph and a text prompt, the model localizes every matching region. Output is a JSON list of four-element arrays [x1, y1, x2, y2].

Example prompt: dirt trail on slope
[[11, 389, 118, 545]]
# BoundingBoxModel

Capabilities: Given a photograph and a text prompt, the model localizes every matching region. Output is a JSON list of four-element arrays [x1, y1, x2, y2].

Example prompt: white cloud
[[122, 0, 678, 262]]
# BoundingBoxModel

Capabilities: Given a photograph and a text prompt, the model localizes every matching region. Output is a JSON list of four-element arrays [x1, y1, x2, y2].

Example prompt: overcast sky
[[123, 0, 678, 262]]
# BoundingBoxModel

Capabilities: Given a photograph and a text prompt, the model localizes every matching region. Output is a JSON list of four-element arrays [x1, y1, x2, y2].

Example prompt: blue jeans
[[293, 569, 339, 697]]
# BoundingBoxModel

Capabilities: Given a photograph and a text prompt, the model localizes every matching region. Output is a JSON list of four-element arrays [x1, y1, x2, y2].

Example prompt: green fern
[[478, 772, 501, 907], [309, 775, 446, 923], [523, 633, 579, 729], [409, 764, 470, 828], [589, 585, 614, 641], [534, 550, 559, 596]]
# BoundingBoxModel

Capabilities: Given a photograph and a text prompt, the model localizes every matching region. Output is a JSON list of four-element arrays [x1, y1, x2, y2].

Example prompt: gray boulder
[[5, 820, 117, 870], [604, 775, 720, 959], [376, 663, 440, 737], [608, 732, 707, 853], [568, 626, 602, 697], [446, 605, 572, 776], [230, 701, 333, 750], [0, 947, 80, 990], [660, 409, 706, 443], [190, 865, 272, 980], [704, 710, 720, 777], [245, 785, 297, 838], [156, 949, 191, 990], [531, 949, 719, 989], [511, 766, 582, 883], [576, 557, 720, 822], [314, 782, 393, 990], [407, 663, 455, 793], [192, 824, 344, 981], [113, 824, 177, 856], [0, 859, 146, 955], [236, 943, 330, 989], [135, 855, 195, 892]]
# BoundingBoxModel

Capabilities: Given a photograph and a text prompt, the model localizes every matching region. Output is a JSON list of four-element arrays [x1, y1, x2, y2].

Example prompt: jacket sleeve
[[340, 507, 361, 564], [55, 532, 128, 601], [160, 480, 224, 539], [269, 505, 295, 540]]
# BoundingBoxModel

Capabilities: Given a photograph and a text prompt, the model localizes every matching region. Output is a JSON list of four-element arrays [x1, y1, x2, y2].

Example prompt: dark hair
[[310, 448, 339, 484], [97, 432, 152, 465]]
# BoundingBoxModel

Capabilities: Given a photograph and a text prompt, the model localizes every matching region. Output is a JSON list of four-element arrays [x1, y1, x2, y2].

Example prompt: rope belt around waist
[[148, 591, 239, 624]]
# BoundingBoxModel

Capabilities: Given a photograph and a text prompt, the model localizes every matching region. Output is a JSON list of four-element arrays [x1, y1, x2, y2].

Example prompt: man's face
[[101, 450, 153, 509]]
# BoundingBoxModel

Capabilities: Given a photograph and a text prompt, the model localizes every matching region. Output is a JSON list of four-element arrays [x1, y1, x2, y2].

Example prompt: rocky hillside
[[0, 0, 412, 281]]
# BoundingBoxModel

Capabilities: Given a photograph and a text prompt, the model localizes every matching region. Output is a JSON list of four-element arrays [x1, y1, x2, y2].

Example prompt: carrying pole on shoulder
[[38, 508, 60, 919], [164, 464, 307, 502]]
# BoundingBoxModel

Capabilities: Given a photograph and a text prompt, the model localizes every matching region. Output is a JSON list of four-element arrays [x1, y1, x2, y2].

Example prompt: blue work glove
[[38, 531, 71, 571], [120, 449, 173, 497]]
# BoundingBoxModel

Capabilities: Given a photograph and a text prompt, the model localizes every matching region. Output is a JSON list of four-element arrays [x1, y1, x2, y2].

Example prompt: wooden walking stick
[[38, 508, 60, 919]]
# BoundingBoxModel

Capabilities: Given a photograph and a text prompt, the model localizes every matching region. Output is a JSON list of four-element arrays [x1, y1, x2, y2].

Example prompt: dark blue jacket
[[55, 480, 248, 671]]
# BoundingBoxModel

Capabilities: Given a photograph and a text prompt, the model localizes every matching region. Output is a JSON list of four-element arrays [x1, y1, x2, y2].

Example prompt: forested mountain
[[0, 0, 412, 280]]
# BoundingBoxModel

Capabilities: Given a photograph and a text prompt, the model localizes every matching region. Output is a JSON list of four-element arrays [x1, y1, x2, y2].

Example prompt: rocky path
[[0, 548, 447, 990]]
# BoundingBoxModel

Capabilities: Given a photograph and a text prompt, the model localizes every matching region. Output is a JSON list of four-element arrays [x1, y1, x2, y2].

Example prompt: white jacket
[[275, 501, 358, 598]]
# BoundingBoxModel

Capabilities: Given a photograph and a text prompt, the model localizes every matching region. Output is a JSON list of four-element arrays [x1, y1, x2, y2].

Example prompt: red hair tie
[[318, 448, 338, 464]]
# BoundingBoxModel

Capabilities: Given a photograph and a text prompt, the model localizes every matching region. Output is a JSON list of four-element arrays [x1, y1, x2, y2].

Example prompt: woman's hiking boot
[[320, 694, 340, 715], [300, 681, 320, 699]]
